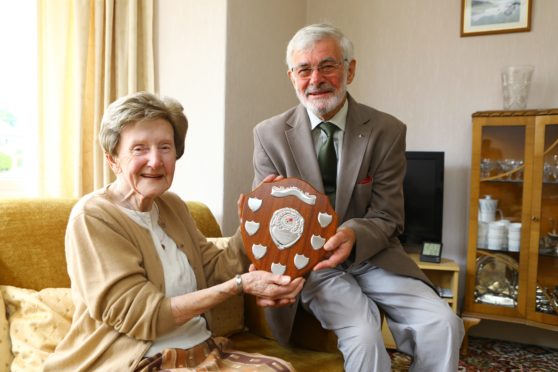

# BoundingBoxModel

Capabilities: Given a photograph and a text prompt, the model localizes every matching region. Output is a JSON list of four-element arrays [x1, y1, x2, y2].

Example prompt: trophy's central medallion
[[240, 177, 338, 278], [270, 207, 304, 249]]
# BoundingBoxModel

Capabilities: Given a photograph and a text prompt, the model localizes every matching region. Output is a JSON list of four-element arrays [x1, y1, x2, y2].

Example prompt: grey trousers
[[300, 262, 464, 372]]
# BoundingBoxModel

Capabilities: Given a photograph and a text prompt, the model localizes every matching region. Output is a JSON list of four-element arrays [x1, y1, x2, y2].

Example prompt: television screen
[[399, 151, 444, 249]]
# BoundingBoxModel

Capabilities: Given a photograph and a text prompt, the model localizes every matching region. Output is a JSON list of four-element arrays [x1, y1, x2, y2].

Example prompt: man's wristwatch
[[235, 274, 243, 295]]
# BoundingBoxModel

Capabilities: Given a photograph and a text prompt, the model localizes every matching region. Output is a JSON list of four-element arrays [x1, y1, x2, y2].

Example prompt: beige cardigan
[[44, 188, 247, 371]]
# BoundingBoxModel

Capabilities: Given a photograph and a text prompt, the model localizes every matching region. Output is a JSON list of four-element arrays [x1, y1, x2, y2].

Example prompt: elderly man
[[251, 23, 464, 371]]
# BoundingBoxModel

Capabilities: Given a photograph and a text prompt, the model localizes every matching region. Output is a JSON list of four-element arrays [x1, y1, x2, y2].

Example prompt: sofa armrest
[[184, 201, 223, 238]]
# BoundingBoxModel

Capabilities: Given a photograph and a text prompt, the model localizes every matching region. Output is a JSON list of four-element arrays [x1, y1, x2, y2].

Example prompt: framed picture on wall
[[461, 0, 532, 37]]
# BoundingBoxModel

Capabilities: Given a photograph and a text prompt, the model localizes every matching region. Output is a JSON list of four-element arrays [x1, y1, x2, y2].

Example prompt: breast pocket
[[353, 176, 373, 207]]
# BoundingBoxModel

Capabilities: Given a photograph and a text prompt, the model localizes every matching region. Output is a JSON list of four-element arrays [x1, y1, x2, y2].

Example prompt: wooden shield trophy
[[240, 177, 338, 278]]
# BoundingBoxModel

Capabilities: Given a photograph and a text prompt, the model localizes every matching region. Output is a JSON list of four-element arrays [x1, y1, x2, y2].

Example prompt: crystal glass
[[480, 158, 494, 178], [501, 65, 534, 110]]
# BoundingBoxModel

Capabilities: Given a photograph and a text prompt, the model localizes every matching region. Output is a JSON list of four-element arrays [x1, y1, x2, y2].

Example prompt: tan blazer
[[252, 94, 432, 343]]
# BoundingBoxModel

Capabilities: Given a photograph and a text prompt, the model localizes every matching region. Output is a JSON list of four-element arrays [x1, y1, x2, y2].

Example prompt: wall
[[222, 0, 306, 235], [155, 0, 227, 221], [156, 0, 304, 229], [156, 0, 558, 347]]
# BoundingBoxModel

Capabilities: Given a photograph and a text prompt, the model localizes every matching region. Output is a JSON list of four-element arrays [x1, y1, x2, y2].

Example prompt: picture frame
[[461, 0, 532, 37], [420, 242, 443, 263]]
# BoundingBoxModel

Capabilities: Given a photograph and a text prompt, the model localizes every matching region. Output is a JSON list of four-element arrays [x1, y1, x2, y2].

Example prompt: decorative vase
[[501, 65, 534, 110]]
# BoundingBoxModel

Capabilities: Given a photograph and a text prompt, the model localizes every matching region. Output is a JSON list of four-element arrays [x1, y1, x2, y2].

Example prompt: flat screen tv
[[399, 151, 445, 249]]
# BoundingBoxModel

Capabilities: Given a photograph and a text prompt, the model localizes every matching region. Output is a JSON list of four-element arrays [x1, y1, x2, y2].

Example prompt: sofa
[[0, 198, 343, 372]]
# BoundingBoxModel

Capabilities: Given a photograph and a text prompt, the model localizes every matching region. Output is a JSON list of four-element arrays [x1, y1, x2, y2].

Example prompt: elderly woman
[[44, 92, 302, 371]]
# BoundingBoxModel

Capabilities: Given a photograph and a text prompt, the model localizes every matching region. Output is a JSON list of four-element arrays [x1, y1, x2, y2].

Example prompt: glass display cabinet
[[463, 109, 558, 331]]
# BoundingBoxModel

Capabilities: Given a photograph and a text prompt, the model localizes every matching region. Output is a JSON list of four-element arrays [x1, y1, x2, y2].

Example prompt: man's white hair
[[286, 23, 354, 69]]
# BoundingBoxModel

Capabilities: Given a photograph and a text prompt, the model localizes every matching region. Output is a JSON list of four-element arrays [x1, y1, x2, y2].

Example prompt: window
[[0, 2, 38, 197]]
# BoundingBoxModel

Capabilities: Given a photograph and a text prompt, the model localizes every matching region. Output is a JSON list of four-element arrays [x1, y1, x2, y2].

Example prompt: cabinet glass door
[[528, 117, 558, 325], [474, 124, 527, 313]]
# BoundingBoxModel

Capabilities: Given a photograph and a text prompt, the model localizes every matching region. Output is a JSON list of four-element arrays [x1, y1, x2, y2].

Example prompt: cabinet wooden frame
[[463, 109, 558, 333]]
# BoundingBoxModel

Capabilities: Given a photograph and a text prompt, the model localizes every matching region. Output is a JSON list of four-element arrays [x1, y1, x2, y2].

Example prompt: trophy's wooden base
[[240, 177, 338, 278]]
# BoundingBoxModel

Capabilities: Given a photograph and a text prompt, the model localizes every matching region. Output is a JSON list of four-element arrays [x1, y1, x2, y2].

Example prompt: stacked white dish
[[487, 220, 510, 250], [477, 221, 489, 248], [507, 223, 521, 252]]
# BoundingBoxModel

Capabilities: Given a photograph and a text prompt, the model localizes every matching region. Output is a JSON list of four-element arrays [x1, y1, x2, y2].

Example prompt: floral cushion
[[0, 290, 12, 372], [0, 286, 74, 372]]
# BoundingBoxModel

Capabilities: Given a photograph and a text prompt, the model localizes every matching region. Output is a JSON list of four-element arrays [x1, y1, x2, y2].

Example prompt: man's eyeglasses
[[291, 60, 347, 79]]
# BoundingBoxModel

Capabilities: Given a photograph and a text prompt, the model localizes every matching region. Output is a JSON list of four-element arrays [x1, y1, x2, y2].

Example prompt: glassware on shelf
[[480, 158, 498, 178], [498, 159, 514, 180], [474, 253, 518, 307], [480, 159, 489, 178], [510, 159, 524, 181], [539, 218, 558, 255], [480, 158, 524, 181], [544, 160, 556, 183], [553, 287, 558, 314], [499, 159, 524, 181], [515, 160, 524, 181], [539, 235, 558, 255], [535, 285, 558, 315], [543, 155, 558, 183]]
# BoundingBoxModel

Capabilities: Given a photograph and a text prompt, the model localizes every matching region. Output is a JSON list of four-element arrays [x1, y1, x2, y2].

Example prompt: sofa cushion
[[0, 286, 74, 372], [0, 291, 12, 372]]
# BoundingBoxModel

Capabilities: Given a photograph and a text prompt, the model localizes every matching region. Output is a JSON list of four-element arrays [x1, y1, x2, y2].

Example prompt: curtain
[[37, 0, 154, 197]]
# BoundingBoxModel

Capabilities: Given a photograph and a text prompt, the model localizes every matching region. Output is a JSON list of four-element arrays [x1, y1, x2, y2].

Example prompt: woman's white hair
[[286, 23, 354, 69], [99, 91, 188, 159]]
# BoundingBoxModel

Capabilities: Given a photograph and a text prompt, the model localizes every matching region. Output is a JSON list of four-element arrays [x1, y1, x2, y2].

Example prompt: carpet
[[390, 336, 558, 371]]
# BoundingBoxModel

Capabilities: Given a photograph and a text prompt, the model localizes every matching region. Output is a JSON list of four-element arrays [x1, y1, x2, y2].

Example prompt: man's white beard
[[297, 80, 347, 118]]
